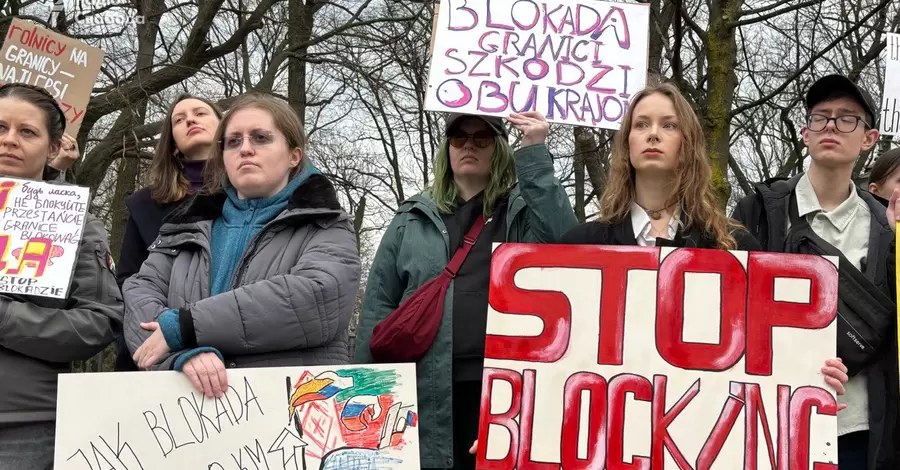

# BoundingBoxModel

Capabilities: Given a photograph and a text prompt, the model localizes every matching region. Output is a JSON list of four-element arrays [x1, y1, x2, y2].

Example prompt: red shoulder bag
[[369, 215, 486, 363]]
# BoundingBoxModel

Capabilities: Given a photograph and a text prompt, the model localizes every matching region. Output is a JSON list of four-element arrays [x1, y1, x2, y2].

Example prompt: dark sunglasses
[[448, 130, 496, 149]]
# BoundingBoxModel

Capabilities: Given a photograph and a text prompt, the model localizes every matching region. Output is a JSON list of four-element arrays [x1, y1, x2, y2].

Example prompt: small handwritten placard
[[0, 18, 105, 135], [0, 176, 89, 299]]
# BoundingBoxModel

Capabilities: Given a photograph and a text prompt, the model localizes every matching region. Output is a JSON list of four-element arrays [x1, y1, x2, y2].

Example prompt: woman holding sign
[[354, 111, 577, 469], [0, 83, 123, 469], [112, 94, 223, 372], [558, 82, 851, 413], [123, 94, 360, 396]]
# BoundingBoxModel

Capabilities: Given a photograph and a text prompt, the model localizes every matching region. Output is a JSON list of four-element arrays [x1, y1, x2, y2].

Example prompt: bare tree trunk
[[574, 127, 608, 214], [704, 0, 741, 207], [108, 0, 165, 258], [288, 0, 316, 123]]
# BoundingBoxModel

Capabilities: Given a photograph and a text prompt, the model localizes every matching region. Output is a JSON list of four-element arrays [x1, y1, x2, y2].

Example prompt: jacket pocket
[[92, 242, 120, 303]]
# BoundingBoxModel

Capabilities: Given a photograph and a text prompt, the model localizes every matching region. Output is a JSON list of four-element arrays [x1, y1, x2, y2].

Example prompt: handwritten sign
[[881, 33, 900, 136], [55, 364, 420, 470], [0, 176, 88, 299], [0, 18, 104, 135], [477, 244, 839, 468], [425, 0, 650, 130]]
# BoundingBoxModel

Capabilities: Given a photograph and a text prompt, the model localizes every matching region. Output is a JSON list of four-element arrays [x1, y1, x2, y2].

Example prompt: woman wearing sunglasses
[[354, 111, 577, 469], [123, 94, 360, 396]]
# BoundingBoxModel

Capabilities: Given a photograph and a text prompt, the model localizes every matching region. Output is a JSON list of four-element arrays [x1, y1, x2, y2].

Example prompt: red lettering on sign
[[607, 373, 651, 470], [477, 368, 522, 469], [656, 249, 747, 371], [560, 372, 607, 469], [487, 243, 658, 364], [477, 246, 838, 468], [747, 253, 838, 376]]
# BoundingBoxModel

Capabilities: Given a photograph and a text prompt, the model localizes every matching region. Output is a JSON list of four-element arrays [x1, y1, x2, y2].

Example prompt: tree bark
[[107, 0, 165, 259], [704, 0, 742, 207]]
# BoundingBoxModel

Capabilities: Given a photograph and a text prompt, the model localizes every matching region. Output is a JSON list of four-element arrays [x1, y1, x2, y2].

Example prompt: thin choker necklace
[[635, 202, 669, 220]]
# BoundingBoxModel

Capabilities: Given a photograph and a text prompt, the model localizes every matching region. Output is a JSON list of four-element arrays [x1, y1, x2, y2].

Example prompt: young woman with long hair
[[561, 83, 757, 249], [113, 93, 223, 371]]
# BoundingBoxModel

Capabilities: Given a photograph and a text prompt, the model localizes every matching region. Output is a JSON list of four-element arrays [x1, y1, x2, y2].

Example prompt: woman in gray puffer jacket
[[123, 94, 360, 398]]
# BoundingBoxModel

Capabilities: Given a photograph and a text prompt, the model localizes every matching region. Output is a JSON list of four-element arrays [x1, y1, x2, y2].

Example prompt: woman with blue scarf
[[123, 94, 360, 397]]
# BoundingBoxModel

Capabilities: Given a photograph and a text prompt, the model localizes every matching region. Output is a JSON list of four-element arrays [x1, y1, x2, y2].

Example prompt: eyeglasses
[[221, 130, 275, 151], [806, 114, 869, 133], [448, 130, 495, 149]]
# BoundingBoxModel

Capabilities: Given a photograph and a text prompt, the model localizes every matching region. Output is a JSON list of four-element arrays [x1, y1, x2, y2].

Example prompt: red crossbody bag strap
[[444, 215, 486, 277]]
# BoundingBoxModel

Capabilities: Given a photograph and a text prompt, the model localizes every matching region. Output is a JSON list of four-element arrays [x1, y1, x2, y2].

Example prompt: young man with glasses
[[733, 74, 897, 470]]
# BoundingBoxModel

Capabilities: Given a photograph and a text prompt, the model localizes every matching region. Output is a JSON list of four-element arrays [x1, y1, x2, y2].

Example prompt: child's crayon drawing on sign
[[54, 364, 420, 470]]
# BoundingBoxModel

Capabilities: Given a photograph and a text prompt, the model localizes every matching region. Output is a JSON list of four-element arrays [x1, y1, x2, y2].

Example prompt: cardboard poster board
[[425, 0, 650, 130], [0, 176, 89, 299], [54, 364, 420, 469], [477, 244, 839, 468], [881, 33, 900, 136], [0, 18, 104, 135]]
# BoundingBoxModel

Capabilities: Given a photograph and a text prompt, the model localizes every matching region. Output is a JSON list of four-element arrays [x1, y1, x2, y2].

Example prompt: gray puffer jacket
[[0, 210, 122, 424], [123, 175, 360, 369]]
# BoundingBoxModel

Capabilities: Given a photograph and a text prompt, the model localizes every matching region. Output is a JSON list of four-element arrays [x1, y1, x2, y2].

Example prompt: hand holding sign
[[508, 111, 548, 148], [49, 134, 79, 171], [821, 358, 849, 408], [182, 351, 228, 399]]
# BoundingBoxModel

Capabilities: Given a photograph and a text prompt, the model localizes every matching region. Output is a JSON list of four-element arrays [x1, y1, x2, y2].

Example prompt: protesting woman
[[354, 111, 577, 469], [559, 82, 850, 414], [0, 83, 123, 469], [113, 94, 223, 371], [123, 94, 360, 397]]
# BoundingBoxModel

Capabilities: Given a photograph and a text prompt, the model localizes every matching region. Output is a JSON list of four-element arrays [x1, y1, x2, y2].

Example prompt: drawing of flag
[[404, 410, 418, 427], [290, 371, 354, 409], [340, 395, 382, 432]]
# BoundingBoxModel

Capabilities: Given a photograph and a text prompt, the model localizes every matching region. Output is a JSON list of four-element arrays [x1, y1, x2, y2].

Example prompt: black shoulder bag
[[783, 192, 896, 376]]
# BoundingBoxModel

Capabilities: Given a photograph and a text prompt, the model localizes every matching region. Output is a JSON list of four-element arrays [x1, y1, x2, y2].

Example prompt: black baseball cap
[[805, 74, 878, 127], [445, 113, 508, 139]]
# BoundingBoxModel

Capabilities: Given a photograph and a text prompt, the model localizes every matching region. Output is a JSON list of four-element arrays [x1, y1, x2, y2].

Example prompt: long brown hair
[[599, 83, 739, 249], [203, 93, 308, 194], [146, 93, 223, 203]]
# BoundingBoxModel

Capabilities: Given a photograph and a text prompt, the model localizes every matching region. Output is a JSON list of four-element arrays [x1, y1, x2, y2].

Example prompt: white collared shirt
[[791, 172, 871, 436], [630, 202, 678, 246]]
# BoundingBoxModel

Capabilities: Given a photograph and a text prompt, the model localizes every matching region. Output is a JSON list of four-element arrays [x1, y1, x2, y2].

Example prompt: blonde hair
[[599, 83, 739, 250]]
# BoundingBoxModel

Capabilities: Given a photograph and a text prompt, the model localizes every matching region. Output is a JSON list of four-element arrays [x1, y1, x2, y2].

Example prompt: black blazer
[[113, 187, 183, 371], [558, 213, 762, 251], [116, 188, 182, 288]]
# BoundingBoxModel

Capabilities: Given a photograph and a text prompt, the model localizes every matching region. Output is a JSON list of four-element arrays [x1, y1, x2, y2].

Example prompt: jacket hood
[[165, 171, 343, 225]]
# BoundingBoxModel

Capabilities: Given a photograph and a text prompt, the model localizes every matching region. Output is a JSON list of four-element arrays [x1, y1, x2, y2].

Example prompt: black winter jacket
[[732, 174, 898, 470]]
